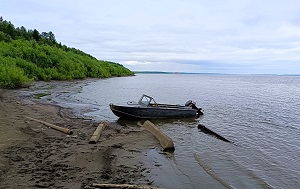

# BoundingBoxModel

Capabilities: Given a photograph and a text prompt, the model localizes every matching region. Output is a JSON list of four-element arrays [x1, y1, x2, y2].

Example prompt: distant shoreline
[[134, 71, 300, 76]]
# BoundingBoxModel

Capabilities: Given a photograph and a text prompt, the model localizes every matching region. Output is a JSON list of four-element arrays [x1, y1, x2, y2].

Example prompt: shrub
[[0, 64, 31, 88]]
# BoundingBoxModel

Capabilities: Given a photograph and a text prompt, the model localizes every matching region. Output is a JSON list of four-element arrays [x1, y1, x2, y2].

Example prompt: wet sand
[[0, 89, 160, 188]]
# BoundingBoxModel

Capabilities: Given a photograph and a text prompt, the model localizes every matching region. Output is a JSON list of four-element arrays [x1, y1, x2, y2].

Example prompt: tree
[[0, 31, 11, 42], [6, 22, 16, 39], [19, 26, 31, 40], [41, 31, 55, 41], [41, 32, 48, 39], [48, 31, 56, 43], [32, 29, 41, 41], [41, 31, 57, 45]]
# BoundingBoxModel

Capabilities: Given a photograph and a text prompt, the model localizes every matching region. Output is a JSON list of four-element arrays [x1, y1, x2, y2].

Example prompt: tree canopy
[[0, 16, 134, 88]]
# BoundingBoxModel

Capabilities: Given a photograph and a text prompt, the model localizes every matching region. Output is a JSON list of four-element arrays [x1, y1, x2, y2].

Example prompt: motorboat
[[109, 94, 203, 119]]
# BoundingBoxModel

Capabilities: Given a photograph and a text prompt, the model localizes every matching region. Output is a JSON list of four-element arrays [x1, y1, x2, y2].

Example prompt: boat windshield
[[138, 94, 157, 106]]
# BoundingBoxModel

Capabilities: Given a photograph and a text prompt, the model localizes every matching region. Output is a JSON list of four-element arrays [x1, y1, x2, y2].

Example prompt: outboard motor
[[185, 100, 203, 116], [185, 100, 193, 107]]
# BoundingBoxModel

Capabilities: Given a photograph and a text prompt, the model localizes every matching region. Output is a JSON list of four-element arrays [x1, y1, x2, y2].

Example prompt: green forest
[[0, 16, 134, 88]]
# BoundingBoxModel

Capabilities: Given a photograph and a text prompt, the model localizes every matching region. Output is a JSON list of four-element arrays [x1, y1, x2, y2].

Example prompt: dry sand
[[0, 89, 160, 188]]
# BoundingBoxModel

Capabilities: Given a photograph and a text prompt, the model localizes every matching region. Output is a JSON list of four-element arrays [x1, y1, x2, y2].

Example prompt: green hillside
[[0, 16, 134, 88]]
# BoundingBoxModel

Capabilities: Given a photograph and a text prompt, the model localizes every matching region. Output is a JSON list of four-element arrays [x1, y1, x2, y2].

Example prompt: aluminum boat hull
[[110, 103, 198, 119]]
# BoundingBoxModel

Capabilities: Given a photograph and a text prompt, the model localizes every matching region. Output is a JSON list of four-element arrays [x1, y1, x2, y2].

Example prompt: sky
[[1, 0, 300, 74]]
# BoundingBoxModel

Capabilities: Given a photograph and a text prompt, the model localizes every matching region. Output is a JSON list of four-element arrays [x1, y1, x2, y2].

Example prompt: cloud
[[1, 0, 300, 74]]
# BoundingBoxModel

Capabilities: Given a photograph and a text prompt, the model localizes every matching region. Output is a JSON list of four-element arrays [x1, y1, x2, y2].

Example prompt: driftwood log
[[142, 120, 174, 151], [25, 116, 73, 135], [89, 122, 108, 144], [92, 183, 161, 189]]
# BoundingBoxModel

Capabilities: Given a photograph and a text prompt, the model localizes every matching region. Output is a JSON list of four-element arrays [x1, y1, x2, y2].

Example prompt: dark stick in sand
[[198, 124, 232, 143]]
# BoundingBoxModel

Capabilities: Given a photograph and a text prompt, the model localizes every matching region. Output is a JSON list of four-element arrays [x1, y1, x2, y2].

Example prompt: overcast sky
[[1, 0, 300, 74]]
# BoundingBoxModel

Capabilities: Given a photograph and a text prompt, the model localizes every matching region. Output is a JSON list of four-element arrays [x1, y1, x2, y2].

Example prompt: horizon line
[[133, 71, 300, 76]]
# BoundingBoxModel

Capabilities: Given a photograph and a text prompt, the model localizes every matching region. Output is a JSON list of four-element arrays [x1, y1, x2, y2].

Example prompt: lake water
[[26, 74, 300, 189]]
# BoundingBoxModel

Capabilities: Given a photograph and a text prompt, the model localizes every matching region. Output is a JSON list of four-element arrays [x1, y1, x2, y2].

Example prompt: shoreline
[[0, 88, 160, 188]]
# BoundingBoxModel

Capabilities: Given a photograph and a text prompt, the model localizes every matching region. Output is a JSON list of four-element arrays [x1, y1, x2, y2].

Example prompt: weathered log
[[92, 183, 161, 189], [198, 124, 232, 143], [25, 116, 73, 135], [89, 122, 108, 144], [142, 120, 174, 151]]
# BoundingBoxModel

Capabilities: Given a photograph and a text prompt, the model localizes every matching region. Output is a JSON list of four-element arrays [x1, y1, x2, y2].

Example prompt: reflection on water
[[23, 74, 300, 189]]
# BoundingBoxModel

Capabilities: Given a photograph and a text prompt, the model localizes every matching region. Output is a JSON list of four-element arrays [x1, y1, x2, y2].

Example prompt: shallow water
[[24, 74, 300, 189]]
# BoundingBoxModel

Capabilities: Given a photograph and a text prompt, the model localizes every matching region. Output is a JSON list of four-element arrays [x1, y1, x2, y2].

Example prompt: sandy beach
[[0, 89, 160, 188]]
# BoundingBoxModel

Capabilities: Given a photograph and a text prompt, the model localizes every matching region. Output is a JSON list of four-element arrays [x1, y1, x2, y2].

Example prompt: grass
[[34, 93, 51, 99]]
